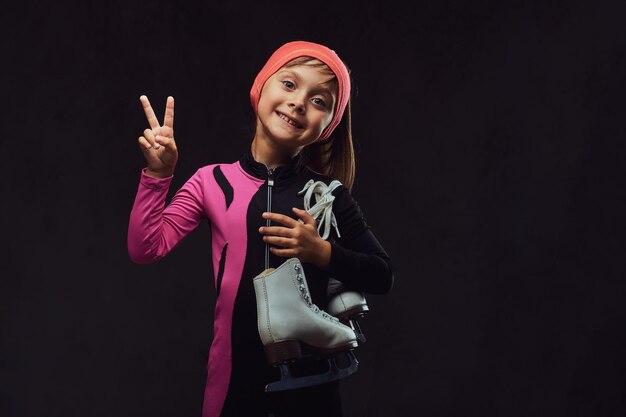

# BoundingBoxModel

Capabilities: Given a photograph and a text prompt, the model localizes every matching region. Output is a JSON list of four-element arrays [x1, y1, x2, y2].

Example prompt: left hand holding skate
[[259, 208, 331, 269]]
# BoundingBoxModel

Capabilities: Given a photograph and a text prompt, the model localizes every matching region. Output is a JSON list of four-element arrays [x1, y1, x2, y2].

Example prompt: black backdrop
[[2, 0, 626, 416]]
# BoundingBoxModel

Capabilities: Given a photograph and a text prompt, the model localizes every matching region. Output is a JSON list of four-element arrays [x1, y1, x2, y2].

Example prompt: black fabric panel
[[222, 184, 274, 415], [213, 165, 234, 210], [215, 243, 228, 297]]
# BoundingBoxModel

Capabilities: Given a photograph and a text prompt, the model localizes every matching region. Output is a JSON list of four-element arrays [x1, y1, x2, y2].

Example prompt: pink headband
[[250, 41, 351, 142]]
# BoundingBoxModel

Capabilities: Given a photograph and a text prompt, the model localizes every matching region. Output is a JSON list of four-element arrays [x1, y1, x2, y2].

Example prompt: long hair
[[286, 57, 356, 191]]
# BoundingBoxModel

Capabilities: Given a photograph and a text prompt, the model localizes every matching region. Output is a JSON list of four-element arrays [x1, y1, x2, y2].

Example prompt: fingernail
[[258, 227, 263, 232], [262, 212, 268, 218]]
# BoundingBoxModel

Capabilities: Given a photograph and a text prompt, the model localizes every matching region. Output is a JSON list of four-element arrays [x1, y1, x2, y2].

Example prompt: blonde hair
[[285, 57, 356, 191]]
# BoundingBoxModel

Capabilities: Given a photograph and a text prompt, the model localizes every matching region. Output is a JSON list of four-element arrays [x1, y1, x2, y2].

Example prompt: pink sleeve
[[127, 168, 206, 264]]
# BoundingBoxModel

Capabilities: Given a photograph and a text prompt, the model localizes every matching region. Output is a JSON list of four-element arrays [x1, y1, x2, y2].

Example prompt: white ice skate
[[327, 277, 369, 343], [253, 258, 359, 392]]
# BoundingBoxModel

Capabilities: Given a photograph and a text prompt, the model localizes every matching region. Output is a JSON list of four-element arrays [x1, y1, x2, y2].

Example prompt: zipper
[[265, 167, 275, 269]]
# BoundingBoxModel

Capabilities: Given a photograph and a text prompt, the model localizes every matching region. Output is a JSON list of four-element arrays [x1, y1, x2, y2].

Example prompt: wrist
[[313, 240, 332, 270], [145, 167, 174, 178]]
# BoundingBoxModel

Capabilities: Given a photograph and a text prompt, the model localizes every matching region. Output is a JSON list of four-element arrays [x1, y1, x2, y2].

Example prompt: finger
[[138, 136, 152, 150], [140, 95, 160, 130], [144, 128, 161, 150], [269, 247, 297, 258], [259, 226, 293, 237], [155, 134, 176, 150], [143, 128, 155, 141], [262, 212, 299, 227], [263, 236, 295, 247], [292, 207, 316, 226], [158, 125, 174, 138], [163, 96, 174, 129]]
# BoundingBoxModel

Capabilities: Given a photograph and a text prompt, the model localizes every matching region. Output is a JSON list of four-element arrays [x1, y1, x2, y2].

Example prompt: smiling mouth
[[276, 112, 303, 129]]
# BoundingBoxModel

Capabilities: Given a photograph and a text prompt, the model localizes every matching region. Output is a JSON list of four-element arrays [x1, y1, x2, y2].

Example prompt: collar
[[239, 148, 305, 183]]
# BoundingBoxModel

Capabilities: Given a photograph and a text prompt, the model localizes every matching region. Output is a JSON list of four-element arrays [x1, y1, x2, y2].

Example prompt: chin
[[267, 129, 302, 145], [268, 137, 302, 151]]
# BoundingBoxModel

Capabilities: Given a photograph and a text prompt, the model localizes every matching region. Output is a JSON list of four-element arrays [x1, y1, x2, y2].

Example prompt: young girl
[[128, 41, 393, 417]]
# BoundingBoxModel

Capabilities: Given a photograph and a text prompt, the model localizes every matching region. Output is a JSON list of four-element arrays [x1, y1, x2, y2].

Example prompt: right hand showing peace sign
[[138, 95, 178, 178]]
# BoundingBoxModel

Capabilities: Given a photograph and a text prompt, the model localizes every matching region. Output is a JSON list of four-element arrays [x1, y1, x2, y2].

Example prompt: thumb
[[292, 207, 316, 226], [155, 134, 176, 150]]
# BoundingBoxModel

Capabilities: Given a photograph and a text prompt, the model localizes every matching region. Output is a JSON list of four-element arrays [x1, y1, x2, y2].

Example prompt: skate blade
[[265, 351, 359, 392], [335, 305, 369, 321], [349, 319, 367, 343], [265, 340, 358, 365]]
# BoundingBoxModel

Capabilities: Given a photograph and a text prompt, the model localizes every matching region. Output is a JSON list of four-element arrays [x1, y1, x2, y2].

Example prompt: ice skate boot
[[327, 277, 369, 343], [253, 258, 359, 392]]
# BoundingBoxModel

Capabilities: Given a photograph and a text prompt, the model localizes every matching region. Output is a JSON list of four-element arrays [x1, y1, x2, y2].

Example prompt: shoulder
[[194, 161, 266, 196], [195, 160, 237, 172], [192, 160, 244, 178], [296, 167, 358, 211], [181, 161, 243, 188], [297, 166, 348, 193]]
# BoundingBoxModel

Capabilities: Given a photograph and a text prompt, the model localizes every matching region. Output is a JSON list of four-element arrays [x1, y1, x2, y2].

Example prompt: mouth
[[276, 112, 303, 129]]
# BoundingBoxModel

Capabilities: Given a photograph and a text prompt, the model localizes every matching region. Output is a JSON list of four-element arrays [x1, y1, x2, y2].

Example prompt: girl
[[128, 41, 393, 417]]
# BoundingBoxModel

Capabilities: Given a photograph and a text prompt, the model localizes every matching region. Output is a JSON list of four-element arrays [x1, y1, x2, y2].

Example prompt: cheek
[[264, 91, 286, 111], [318, 112, 333, 130], [257, 84, 279, 112], [257, 95, 275, 117]]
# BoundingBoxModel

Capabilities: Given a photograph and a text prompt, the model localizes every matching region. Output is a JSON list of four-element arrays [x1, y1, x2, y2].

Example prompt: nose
[[287, 96, 306, 114]]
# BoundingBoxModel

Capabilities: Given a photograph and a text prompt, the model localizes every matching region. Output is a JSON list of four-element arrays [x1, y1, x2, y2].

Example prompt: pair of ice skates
[[253, 258, 369, 392]]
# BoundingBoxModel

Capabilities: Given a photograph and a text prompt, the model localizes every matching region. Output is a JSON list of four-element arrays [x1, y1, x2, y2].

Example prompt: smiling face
[[254, 59, 337, 153]]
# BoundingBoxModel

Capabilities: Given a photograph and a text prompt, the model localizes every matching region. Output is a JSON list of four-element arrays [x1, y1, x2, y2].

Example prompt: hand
[[137, 95, 178, 178], [259, 208, 331, 268]]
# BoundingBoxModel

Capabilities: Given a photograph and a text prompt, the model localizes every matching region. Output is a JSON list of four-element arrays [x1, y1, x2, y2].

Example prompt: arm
[[326, 187, 394, 295], [127, 168, 206, 264], [129, 95, 208, 263]]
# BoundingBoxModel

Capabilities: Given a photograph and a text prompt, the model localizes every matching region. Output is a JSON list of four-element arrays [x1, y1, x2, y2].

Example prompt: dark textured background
[[2, 0, 625, 416]]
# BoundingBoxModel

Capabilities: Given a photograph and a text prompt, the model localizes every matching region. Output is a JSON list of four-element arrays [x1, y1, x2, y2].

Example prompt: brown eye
[[282, 80, 295, 89]]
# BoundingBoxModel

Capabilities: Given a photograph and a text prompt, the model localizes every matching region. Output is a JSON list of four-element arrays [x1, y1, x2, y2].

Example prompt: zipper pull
[[267, 168, 275, 187]]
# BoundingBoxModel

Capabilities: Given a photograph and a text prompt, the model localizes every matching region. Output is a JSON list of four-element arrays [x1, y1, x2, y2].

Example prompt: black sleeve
[[326, 186, 394, 295]]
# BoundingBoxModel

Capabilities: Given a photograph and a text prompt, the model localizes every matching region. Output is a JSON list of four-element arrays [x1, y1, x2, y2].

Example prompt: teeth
[[279, 113, 297, 126]]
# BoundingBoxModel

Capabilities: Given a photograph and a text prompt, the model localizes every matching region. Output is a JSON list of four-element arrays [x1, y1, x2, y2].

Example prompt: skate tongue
[[258, 267, 276, 277]]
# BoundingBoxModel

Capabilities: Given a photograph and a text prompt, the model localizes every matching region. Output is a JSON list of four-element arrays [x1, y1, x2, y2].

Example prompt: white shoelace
[[297, 179, 342, 240]]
